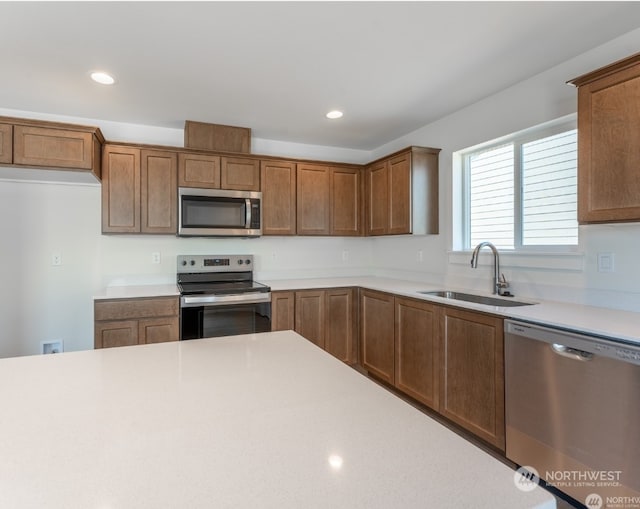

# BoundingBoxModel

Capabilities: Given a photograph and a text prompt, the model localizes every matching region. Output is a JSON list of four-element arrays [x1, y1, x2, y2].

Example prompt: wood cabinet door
[[577, 62, 640, 223], [13, 125, 94, 170], [221, 156, 260, 191], [271, 291, 295, 331], [139, 317, 179, 344], [330, 166, 361, 236], [0, 123, 11, 164], [102, 145, 141, 233], [394, 297, 439, 410], [294, 290, 326, 348], [95, 320, 139, 349], [297, 164, 330, 235], [141, 150, 177, 233], [325, 288, 357, 364], [178, 152, 220, 189], [366, 161, 388, 235], [439, 307, 505, 450], [388, 152, 411, 234], [360, 289, 395, 383], [261, 160, 296, 235]]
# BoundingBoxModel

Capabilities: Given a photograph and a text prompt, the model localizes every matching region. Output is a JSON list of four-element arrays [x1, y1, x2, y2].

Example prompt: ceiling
[[2, 2, 640, 151]]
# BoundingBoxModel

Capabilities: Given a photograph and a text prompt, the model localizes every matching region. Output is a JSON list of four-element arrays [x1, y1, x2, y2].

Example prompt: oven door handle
[[181, 292, 271, 308]]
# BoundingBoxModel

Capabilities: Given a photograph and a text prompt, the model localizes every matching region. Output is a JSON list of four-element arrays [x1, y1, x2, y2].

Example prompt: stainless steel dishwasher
[[504, 320, 640, 506]]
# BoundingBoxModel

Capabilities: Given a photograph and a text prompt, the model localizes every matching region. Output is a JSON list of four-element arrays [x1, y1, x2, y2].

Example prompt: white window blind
[[468, 144, 514, 249], [522, 130, 578, 246], [463, 124, 578, 250]]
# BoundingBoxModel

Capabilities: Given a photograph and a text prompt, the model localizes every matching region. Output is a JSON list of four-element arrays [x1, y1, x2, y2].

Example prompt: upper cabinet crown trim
[[568, 51, 640, 87]]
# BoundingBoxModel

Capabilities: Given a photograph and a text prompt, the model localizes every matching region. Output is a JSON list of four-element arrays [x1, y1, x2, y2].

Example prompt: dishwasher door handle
[[551, 343, 594, 362]]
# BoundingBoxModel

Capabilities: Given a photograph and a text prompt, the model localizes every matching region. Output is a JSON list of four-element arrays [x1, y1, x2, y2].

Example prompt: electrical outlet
[[51, 252, 62, 266], [417, 250, 424, 263], [342, 250, 349, 262], [41, 340, 63, 354], [151, 252, 161, 264]]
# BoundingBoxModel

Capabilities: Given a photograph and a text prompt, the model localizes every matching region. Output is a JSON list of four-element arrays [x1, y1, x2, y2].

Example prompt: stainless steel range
[[177, 254, 271, 340]]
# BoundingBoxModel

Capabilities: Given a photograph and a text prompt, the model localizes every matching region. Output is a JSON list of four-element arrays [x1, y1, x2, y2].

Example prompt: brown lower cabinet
[[439, 307, 505, 450], [94, 297, 179, 349], [359, 289, 505, 451], [359, 289, 395, 383], [394, 296, 439, 411], [271, 288, 357, 364]]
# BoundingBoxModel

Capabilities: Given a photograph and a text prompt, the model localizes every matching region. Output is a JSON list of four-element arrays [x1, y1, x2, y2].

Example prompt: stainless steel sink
[[417, 290, 535, 307]]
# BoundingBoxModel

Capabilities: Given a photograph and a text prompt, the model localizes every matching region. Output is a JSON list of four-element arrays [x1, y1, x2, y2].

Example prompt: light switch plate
[[597, 252, 614, 273]]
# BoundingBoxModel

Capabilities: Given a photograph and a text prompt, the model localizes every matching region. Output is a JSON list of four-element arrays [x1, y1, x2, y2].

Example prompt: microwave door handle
[[245, 198, 251, 228]]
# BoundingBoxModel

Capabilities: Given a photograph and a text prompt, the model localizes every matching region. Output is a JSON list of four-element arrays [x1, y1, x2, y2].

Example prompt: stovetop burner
[[176, 254, 270, 296]]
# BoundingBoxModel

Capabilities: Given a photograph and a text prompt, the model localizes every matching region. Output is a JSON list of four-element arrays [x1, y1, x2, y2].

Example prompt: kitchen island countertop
[[0, 331, 554, 509]]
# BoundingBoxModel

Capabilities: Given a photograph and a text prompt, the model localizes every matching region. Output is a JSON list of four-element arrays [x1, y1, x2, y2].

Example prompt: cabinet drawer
[[0, 123, 11, 164], [95, 297, 179, 321], [13, 125, 95, 169]]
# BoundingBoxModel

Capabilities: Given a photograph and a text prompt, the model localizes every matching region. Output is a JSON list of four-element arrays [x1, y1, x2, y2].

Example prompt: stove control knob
[[181, 260, 187, 266], [190, 260, 196, 266], [237, 259, 244, 265], [245, 259, 251, 265]]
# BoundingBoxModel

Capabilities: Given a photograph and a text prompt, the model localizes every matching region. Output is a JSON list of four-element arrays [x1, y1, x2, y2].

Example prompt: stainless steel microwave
[[178, 188, 262, 237]]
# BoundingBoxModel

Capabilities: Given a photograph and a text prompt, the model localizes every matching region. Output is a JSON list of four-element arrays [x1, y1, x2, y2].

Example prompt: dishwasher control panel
[[505, 320, 640, 366]]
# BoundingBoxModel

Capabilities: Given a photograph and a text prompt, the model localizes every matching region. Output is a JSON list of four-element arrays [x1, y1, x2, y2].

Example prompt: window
[[462, 122, 578, 250]]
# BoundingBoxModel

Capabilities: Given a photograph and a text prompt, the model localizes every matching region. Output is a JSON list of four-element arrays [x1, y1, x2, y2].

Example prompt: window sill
[[448, 250, 584, 272]]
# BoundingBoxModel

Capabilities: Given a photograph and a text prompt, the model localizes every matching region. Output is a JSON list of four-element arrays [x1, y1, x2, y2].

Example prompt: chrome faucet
[[470, 241, 511, 296]]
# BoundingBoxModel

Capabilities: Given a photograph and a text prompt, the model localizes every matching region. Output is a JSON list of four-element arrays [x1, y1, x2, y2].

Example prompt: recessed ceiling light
[[326, 110, 343, 120], [90, 71, 116, 85]]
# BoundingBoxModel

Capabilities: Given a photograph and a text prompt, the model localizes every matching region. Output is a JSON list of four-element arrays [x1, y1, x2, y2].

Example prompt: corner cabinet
[[296, 163, 362, 236], [94, 297, 179, 349], [365, 146, 439, 236], [569, 52, 640, 223], [272, 288, 357, 364], [102, 144, 177, 234]]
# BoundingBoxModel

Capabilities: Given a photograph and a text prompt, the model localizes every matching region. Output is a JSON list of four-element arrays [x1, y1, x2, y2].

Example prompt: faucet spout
[[470, 241, 510, 296]]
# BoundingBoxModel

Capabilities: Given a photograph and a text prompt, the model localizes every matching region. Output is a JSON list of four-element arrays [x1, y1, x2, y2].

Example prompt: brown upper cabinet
[[178, 152, 220, 189], [569, 53, 640, 224], [102, 144, 177, 234], [297, 164, 331, 235], [366, 147, 439, 236], [261, 160, 297, 235], [221, 156, 260, 191], [0, 116, 104, 180], [297, 163, 361, 236], [330, 166, 361, 236], [0, 124, 11, 164]]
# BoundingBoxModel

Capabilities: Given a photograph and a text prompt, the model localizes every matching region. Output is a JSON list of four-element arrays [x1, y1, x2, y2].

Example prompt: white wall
[[3, 28, 640, 357], [0, 113, 373, 358], [369, 27, 640, 312]]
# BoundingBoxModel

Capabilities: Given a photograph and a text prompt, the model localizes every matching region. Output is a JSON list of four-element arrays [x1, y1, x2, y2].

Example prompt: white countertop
[[93, 276, 640, 345], [0, 332, 555, 509]]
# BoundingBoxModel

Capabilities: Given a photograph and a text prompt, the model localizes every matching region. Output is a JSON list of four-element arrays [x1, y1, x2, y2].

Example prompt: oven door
[[180, 293, 272, 340]]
